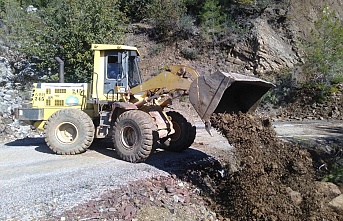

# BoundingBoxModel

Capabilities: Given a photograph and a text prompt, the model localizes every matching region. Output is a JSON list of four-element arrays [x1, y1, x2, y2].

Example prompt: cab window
[[128, 56, 142, 87], [107, 56, 121, 79]]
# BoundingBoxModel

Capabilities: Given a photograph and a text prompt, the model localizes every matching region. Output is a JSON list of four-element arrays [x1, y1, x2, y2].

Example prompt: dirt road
[[273, 120, 343, 145], [0, 120, 341, 220], [0, 123, 230, 220]]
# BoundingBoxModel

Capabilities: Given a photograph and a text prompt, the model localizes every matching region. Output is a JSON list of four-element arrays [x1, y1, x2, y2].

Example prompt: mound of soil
[[209, 113, 341, 220], [274, 84, 343, 121]]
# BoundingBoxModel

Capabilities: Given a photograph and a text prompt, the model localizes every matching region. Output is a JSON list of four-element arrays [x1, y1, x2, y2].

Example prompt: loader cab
[[91, 44, 142, 101]]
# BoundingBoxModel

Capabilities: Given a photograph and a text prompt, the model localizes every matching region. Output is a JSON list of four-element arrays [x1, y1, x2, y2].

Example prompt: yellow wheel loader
[[15, 44, 273, 163]]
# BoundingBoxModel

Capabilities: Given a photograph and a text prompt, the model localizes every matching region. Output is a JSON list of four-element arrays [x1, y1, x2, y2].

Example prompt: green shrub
[[331, 74, 343, 85], [119, 0, 151, 22], [322, 164, 343, 183], [199, 0, 226, 40], [262, 71, 296, 106], [302, 7, 343, 96], [147, 43, 163, 56], [180, 47, 198, 60], [147, 0, 191, 42]]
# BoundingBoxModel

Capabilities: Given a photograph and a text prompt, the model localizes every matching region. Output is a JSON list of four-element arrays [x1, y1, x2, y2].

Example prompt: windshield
[[128, 56, 142, 88]]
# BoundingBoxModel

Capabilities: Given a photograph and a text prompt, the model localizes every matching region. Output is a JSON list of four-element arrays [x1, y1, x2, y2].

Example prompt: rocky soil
[[45, 112, 343, 221]]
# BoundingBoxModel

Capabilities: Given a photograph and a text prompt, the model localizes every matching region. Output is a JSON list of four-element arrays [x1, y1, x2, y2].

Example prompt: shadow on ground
[[5, 136, 231, 206], [5, 138, 55, 154], [91, 138, 229, 200]]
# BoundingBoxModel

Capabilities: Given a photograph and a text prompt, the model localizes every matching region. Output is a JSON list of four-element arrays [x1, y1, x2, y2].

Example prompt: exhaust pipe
[[55, 57, 64, 83]]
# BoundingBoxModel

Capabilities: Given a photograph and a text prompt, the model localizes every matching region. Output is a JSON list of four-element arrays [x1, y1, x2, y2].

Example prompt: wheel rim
[[55, 122, 79, 144], [170, 121, 181, 141], [121, 125, 139, 150]]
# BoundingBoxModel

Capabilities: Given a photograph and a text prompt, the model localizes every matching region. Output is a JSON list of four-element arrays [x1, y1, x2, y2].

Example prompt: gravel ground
[[0, 138, 169, 220], [0, 123, 230, 220]]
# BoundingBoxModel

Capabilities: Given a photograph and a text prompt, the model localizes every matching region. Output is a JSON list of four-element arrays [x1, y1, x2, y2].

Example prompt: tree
[[199, 0, 227, 42], [303, 7, 343, 86], [1, 0, 127, 83]]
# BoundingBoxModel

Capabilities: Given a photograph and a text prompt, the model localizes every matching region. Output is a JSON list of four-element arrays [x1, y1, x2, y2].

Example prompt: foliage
[[322, 164, 343, 183], [233, 0, 274, 9], [182, 0, 206, 19], [196, 0, 249, 43], [1, 0, 127, 83], [199, 0, 227, 41], [180, 47, 198, 60], [233, 0, 254, 5], [262, 71, 296, 106], [147, 43, 163, 56], [0, 0, 53, 9], [302, 7, 343, 97], [119, 0, 151, 22], [147, 0, 195, 42]]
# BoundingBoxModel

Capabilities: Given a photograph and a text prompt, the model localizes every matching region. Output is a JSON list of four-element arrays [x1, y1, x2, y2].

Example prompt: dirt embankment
[[209, 113, 341, 220]]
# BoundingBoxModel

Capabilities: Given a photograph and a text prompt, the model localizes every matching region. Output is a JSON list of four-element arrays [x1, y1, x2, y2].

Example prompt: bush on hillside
[[147, 0, 196, 42], [302, 6, 343, 100]]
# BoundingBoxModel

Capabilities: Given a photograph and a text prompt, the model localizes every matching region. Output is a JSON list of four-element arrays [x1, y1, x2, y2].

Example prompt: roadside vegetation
[[301, 6, 343, 102]]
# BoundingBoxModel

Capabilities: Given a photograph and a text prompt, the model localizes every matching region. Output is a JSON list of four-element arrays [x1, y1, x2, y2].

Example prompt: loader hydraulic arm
[[130, 65, 199, 95]]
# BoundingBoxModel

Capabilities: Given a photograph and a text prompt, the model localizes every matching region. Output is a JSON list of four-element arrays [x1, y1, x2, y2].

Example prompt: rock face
[[0, 58, 39, 141], [252, 18, 300, 74], [248, 0, 343, 75], [0, 57, 13, 83]]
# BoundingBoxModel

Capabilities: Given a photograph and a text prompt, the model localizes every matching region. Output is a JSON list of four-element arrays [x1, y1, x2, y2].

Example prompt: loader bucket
[[189, 71, 274, 129]]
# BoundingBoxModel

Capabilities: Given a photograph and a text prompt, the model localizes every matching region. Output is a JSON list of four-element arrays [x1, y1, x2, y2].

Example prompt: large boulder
[[329, 194, 343, 215]]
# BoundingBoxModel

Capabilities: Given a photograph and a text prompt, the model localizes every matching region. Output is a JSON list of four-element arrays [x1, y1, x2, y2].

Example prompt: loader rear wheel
[[113, 110, 157, 163], [161, 111, 196, 152], [44, 109, 95, 155]]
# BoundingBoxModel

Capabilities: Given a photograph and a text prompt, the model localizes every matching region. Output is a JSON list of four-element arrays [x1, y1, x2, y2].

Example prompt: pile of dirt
[[209, 113, 342, 220], [273, 84, 343, 121]]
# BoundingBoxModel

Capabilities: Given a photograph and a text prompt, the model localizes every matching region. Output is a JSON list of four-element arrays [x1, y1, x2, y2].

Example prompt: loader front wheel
[[161, 111, 196, 152], [44, 109, 95, 155], [113, 110, 157, 163]]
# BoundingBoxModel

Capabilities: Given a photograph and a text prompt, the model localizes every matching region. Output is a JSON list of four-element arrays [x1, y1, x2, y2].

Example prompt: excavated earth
[[47, 111, 342, 221], [209, 113, 342, 220]]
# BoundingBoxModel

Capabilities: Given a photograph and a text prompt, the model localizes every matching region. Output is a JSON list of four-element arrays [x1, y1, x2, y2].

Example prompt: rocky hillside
[[134, 0, 343, 79]]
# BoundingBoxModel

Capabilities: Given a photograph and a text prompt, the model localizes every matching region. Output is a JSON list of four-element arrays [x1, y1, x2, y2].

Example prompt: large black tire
[[113, 110, 157, 163], [161, 111, 196, 152], [44, 108, 95, 155]]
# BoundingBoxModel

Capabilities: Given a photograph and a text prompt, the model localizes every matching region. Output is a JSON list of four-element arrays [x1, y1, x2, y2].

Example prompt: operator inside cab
[[107, 56, 121, 79]]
